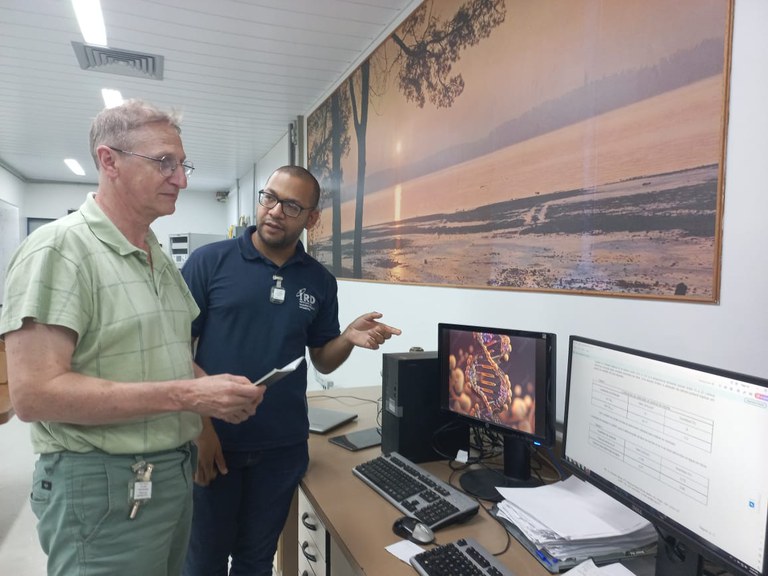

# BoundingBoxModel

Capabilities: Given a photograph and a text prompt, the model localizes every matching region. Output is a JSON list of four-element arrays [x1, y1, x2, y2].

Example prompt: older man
[[0, 99, 265, 576]]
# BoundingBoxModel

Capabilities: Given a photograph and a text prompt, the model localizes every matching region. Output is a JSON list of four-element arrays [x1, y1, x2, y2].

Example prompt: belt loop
[[41, 451, 63, 475]]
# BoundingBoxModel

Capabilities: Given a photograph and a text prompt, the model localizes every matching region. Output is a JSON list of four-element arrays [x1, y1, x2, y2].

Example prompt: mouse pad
[[329, 427, 381, 451]]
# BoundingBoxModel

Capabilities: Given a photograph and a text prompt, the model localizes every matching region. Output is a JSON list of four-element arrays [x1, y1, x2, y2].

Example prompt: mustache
[[262, 218, 284, 230]]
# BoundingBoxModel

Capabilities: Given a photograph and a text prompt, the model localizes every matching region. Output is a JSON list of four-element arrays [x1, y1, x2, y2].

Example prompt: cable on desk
[[308, 393, 380, 407], [430, 420, 476, 463], [535, 445, 565, 482], [478, 499, 513, 557]]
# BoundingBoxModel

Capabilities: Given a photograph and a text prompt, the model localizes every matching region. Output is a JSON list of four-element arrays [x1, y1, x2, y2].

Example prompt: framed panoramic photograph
[[307, 0, 734, 302]]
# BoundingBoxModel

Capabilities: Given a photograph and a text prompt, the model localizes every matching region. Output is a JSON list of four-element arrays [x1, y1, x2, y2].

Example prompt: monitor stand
[[459, 436, 541, 502], [655, 532, 705, 576]]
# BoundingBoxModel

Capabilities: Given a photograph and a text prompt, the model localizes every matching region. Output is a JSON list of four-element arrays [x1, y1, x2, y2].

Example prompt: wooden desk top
[[303, 386, 550, 576], [0, 340, 12, 425], [0, 386, 11, 425]]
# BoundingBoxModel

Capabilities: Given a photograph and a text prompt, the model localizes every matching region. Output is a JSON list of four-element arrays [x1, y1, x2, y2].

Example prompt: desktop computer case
[[381, 351, 468, 463]]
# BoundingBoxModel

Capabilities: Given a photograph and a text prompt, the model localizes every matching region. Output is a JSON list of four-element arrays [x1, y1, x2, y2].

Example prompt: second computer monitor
[[562, 336, 768, 576], [438, 323, 556, 500]]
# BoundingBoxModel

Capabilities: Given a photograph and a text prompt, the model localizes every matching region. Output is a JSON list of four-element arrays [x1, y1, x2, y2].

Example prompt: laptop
[[308, 406, 358, 434]]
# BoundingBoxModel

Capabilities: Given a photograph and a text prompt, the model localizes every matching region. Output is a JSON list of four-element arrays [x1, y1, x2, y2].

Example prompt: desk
[[284, 386, 552, 576], [0, 340, 12, 425], [0, 386, 11, 425]]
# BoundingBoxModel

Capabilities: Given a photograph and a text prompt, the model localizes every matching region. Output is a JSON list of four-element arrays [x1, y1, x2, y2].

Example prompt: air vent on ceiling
[[72, 41, 164, 80]]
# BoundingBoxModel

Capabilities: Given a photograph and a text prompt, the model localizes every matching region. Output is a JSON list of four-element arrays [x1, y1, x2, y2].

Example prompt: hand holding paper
[[254, 356, 304, 388]]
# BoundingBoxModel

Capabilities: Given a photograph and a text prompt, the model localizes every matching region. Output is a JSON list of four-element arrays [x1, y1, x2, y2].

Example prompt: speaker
[[381, 351, 468, 463]]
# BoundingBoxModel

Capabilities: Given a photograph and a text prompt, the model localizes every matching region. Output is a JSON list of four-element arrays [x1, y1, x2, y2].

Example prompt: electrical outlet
[[313, 368, 333, 390]]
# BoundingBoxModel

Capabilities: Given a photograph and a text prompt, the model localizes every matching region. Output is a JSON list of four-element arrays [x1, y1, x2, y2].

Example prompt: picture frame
[[307, 0, 734, 302]]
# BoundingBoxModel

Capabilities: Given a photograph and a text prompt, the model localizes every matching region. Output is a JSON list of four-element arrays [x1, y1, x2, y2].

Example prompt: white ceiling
[[0, 0, 417, 192]]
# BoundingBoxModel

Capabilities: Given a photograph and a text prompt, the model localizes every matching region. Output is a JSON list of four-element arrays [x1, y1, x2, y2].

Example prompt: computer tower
[[381, 351, 468, 463]]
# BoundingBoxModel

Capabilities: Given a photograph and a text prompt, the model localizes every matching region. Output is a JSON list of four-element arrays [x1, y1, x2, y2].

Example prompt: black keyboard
[[410, 537, 516, 576], [352, 452, 478, 530]]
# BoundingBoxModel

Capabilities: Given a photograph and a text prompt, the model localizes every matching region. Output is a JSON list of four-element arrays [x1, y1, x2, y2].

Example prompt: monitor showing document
[[562, 336, 768, 576]]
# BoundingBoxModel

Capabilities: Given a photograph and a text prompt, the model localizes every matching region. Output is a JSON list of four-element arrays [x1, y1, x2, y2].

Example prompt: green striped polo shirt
[[0, 194, 202, 454]]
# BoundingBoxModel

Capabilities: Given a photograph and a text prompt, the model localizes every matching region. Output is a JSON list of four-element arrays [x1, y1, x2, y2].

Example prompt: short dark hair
[[270, 165, 321, 207]]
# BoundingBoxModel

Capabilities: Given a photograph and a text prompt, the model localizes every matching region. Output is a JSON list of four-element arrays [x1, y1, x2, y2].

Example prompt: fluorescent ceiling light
[[71, 0, 107, 46], [64, 159, 86, 176], [102, 88, 123, 108]]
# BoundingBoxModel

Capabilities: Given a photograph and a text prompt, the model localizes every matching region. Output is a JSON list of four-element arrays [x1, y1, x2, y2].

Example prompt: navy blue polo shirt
[[181, 226, 341, 450]]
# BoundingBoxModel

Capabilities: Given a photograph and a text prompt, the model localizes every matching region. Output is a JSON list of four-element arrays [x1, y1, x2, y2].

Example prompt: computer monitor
[[438, 323, 556, 501], [562, 336, 768, 576]]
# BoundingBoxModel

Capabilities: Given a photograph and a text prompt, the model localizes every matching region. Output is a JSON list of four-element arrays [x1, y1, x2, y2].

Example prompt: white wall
[[0, 165, 25, 209], [154, 189, 230, 250], [225, 132, 292, 230], [0, 168, 24, 305], [256, 132, 292, 190], [0, 165, 26, 234], [21, 182, 229, 253], [315, 0, 768, 422], [232, 165, 257, 229], [225, 179, 241, 230], [23, 182, 94, 222]]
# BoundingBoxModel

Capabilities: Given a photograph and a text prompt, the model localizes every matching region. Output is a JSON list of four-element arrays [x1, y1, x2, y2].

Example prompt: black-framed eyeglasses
[[108, 146, 194, 177], [258, 190, 314, 218]]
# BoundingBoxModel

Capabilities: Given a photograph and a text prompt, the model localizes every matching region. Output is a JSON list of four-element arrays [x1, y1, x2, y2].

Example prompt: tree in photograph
[[307, 90, 350, 273], [346, 0, 506, 278]]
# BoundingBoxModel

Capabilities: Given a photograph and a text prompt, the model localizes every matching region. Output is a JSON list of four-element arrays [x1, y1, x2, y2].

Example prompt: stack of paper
[[495, 476, 657, 568]]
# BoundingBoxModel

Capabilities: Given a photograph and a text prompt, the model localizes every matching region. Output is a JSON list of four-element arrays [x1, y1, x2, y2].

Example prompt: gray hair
[[89, 99, 182, 169]]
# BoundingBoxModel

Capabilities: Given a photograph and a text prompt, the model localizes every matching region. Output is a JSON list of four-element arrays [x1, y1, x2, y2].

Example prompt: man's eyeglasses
[[258, 190, 314, 218], [108, 146, 194, 178]]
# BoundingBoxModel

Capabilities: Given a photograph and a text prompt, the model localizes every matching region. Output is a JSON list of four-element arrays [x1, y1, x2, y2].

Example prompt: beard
[[255, 219, 303, 250]]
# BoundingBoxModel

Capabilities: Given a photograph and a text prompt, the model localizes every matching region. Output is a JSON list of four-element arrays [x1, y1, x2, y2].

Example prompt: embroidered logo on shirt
[[296, 288, 316, 312]]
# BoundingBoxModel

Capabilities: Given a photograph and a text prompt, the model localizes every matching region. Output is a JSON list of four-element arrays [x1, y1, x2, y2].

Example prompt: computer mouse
[[392, 516, 435, 544]]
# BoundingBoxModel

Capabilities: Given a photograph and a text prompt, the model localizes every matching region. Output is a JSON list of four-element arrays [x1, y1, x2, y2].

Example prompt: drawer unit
[[298, 488, 327, 576]]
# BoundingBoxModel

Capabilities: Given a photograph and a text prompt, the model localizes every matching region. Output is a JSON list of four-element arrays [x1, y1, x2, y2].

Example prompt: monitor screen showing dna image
[[438, 323, 556, 498]]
